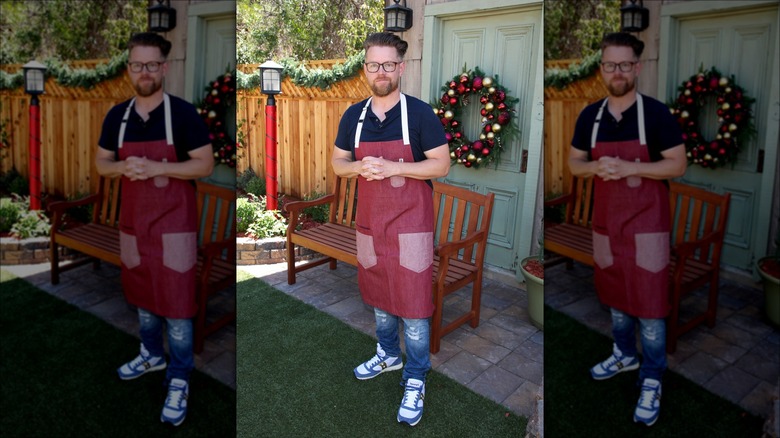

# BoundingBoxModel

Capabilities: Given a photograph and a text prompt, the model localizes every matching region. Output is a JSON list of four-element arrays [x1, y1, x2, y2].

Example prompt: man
[[569, 32, 686, 427], [331, 32, 450, 426], [95, 32, 213, 427]]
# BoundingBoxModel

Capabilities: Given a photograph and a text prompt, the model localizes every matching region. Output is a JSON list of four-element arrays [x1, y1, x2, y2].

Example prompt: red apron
[[117, 94, 198, 319], [590, 94, 671, 319], [353, 94, 435, 319]]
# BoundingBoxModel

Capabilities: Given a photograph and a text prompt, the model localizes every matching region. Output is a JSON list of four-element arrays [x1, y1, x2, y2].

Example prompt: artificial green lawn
[[544, 305, 764, 437], [236, 270, 524, 437], [0, 270, 236, 437]]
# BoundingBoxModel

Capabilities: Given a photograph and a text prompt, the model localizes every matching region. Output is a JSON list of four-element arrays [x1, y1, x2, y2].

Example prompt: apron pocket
[[390, 176, 406, 188], [626, 176, 642, 188], [635, 232, 669, 273], [356, 226, 378, 269], [399, 230, 433, 273], [592, 231, 614, 269], [162, 232, 197, 273], [120, 231, 141, 269], [154, 176, 169, 188]]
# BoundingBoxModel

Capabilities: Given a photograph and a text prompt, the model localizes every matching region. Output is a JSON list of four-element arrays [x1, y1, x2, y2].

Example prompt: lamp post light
[[384, 0, 413, 32], [22, 60, 46, 211], [620, 0, 649, 33], [147, 0, 177, 32], [259, 60, 283, 211]]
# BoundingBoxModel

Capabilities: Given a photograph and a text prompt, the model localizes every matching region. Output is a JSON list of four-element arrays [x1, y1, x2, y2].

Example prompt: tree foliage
[[544, 0, 621, 60], [0, 0, 147, 64], [237, 0, 384, 64]]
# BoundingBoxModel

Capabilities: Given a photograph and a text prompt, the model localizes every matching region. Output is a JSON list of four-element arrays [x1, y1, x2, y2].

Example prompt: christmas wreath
[[432, 66, 519, 169], [197, 70, 238, 167], [669, 67, 755, 169]]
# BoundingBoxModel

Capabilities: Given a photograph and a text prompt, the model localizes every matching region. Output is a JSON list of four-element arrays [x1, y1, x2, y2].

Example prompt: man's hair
[[363, 32, 408, 59], [128, 32, 172, 58], [601, 32, 645, 58]]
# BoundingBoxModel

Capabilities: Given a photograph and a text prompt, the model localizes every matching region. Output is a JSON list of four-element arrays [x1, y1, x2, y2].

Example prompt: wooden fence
[[544, 59, 607, 197], [237, 60, 371, 198], [1, 60, 135, 197]]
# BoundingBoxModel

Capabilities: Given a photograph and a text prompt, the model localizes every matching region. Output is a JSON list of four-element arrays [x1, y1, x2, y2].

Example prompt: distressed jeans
[[138, 307, 194, 383], [374, 308, 431, 382], [610, 307, 667, 382]]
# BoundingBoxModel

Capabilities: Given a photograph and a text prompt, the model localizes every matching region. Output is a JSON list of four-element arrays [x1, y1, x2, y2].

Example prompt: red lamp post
[[22, 60, 46, 211], [259, 60, 283, 210]]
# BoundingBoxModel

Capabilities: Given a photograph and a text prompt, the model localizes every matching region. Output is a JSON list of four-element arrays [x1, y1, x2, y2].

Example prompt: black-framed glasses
[[601, 61, 637, 73], [364, 61, 401, 73], [128, 61, 164, 73]]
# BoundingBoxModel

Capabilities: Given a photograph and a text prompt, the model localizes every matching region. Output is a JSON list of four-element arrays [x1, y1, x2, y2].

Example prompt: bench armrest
[[544, 192, 573, 208], [670, 230, 724, 283], [435, 229, 486, 260], [48, 193, 102, 230], [284, 194, 335, 234]]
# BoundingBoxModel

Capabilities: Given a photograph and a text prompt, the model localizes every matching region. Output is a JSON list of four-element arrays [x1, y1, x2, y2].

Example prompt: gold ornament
[[485, 102, 494, 111], [444, 110, 454, 119], [483, 77, 493, 87], [492, 123, 502, 133]]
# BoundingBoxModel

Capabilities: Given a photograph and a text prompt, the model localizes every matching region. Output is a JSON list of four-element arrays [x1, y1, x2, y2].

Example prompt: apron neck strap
[[354, 94, 410, 149], [590, 93, 646, 150], [118, 93, 173, 149]]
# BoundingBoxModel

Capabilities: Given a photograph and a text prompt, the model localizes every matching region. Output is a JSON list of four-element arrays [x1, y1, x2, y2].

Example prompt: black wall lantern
[[384, 0, 413, 32], [620, 0, 649, 33], [148, 0, 177, 33]]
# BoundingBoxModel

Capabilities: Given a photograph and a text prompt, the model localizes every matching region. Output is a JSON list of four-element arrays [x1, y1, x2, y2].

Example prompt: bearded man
[[95, 32, 214, 427]]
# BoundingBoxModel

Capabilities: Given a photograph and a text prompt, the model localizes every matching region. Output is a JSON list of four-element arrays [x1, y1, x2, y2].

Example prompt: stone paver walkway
[[239, 261, 543, 419], [2, 263, 236, 390], [545, 260, 780, 420]]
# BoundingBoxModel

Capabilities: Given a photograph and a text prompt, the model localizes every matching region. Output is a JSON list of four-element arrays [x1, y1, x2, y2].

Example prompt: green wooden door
[[659, 2, 779, 271], [424, 3, 543, 272]]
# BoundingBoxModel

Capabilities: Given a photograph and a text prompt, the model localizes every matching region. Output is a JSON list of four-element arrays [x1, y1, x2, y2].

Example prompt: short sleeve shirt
[[571, 93, 683, 162], [334, 94, 447, 163], [98, 94, 210, 162]]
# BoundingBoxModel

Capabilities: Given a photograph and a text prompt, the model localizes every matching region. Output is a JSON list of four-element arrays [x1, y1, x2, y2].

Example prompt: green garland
[[236, 51, 365, 90], [543, 51, 601, 90], [0, 51, 129, 90]]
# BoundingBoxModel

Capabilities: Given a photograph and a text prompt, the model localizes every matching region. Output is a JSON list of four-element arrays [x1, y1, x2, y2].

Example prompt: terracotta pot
[[520, 257, 544, 330], [757, 256, 780, 327]]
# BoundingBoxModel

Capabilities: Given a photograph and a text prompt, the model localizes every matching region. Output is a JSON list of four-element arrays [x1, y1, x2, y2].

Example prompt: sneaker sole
[[118, 363, 167, 380], [590, 361, 640, 380], [354, 362, 403, 380], [634, 414, 659, 426], [161, 414, 186, 427], [398, 415, 422, 427]]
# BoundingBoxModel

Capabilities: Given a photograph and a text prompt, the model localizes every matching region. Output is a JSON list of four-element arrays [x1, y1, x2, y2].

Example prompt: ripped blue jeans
[[610, 307, 666, 382], [138, 308, 193, 383], [374, 308, 431, 382]]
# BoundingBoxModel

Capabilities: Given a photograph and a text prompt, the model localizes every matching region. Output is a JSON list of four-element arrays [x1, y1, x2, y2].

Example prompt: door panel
[[436, 8, 541, 271], [671, 7, 778, 269]]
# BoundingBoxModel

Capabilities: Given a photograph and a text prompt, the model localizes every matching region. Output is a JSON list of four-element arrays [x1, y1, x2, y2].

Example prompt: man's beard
[[370, 76, 399, 97], [606, 76, 635, 97], [134, 77, 162, 97]]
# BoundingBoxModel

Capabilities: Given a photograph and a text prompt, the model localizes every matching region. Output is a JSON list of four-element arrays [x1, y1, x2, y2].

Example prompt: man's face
[[600, 45, 640, 98], [128, 45, 167, 97], [364, 46, 404, 97]]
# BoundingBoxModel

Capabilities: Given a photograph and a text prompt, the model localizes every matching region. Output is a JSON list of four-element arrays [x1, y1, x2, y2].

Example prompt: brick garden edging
[[237, 236, 320, 266], [0, 236, 77, 265]]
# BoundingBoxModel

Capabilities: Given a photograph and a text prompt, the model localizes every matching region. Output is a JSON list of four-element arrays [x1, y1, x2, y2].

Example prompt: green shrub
[[11, 209, 50, 239], [236, 168, 257, 192], [61, 192, 93, 225], [247, 208, 287, 239], [236, 196, 260, 234], [0, 168, 29, 196], [237, 168, 266, 198], [0, 196, 24, 233]]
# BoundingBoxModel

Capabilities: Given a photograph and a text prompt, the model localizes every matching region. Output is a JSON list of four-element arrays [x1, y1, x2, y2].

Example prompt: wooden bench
[[545, 177, 731, 353], [48, 177, 236, 354], [284, 176, 495, 354]]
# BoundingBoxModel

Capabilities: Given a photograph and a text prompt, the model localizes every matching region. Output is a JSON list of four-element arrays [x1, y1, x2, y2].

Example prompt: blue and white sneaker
[[590, 343, 639, 380], [117, 343, 166, 380], [161, 378, 189, 426], [397, 378, 425, 426], [634, 378, 662, 426], [354, 343, 403, 380]]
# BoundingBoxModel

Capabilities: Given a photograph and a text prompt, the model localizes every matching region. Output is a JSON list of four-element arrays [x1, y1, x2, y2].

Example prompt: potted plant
[[757, 237, 779, 326], [521, 237, 544, 330]]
